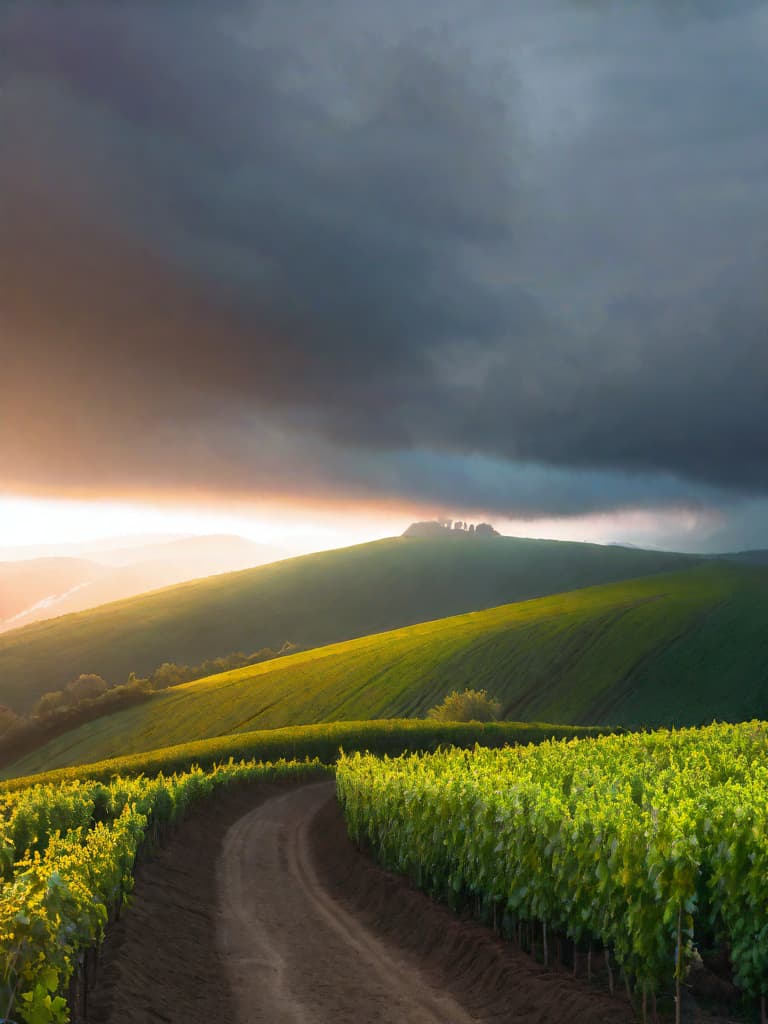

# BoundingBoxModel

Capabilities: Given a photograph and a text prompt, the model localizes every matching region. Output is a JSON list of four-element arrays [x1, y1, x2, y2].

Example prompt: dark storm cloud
[[1, 0, 767, 525]]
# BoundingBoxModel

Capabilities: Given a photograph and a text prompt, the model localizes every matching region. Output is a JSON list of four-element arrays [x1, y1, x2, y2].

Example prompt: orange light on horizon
[[0, 491, 719, 557], [0, 492, 415, 554]]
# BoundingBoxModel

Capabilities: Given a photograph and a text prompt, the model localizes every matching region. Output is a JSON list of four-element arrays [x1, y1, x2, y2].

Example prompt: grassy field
[[7, 562, 767, 776], [0, 718, 611, 788], [0, 534, 698, 712]]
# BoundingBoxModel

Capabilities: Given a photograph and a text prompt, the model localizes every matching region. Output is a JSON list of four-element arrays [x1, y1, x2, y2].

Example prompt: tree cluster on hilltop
[[403, 520, 499, 538]]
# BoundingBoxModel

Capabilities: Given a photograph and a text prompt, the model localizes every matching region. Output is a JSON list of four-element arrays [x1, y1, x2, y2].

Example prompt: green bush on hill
[[427, 688, 501, 722]]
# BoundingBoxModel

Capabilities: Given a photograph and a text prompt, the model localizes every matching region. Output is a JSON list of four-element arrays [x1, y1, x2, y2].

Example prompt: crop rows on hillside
[[337, 722, 768, 1019], [1, 718, 611, 788]]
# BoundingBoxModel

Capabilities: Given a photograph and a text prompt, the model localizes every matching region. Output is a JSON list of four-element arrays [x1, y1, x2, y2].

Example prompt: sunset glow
[[0, 495, 409, 557], [0, 491, 724, 561], [2, 1, 767, 559]]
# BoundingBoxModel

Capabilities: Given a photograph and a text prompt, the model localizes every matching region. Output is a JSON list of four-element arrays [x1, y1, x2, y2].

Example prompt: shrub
[[0, 705, 18, 736], [426, 688, 502, 723], [65, 673, 108, 702]]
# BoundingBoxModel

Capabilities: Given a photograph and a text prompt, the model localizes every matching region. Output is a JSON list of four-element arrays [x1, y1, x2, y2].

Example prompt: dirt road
[[85, 781, 628, 1024], [217, 781, 474, 1023]]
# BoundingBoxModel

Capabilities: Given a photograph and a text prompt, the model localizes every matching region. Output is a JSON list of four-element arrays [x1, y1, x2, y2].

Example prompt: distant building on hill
[[402, 520, 500, 538]]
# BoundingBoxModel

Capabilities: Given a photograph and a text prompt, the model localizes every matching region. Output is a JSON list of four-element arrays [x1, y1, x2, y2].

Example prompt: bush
[[0, 705, 18, 736], [34, 690, 70, 717], [426, 688, 502, 723], [66, 673, 108, 702]]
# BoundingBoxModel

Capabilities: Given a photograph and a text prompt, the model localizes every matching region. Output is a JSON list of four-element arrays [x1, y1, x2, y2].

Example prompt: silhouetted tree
[[475, 523, 499, 536]]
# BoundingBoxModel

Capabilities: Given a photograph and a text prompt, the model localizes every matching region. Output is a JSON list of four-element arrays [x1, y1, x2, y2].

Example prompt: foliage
[[2, 682, 155, 771], [337, 721, 768, 1008], [0, 707, 18, 737], [32, 692, 68, 718], [0, 646, 299, 770], [148, 642, 297, 690], [65, 674, 108, 703], [0, 757, 327, 1023], [427, 688, 501, 722], [1, 719, 612, 790]]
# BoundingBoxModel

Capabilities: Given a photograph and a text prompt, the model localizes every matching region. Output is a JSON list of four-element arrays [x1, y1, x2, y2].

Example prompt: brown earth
[[84, 780, 634, 1023]]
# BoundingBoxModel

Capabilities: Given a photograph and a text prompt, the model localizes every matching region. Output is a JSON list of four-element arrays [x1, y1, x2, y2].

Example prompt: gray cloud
[[1, 0, 767, 538]]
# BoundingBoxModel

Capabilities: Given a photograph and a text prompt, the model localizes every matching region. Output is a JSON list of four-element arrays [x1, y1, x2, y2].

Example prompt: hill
[[0, 534, 698, 713], [714, 549, 768, 566], [8, 562, 767, 776], [0, 534, 284, 634], [0, 719, 609, 789]]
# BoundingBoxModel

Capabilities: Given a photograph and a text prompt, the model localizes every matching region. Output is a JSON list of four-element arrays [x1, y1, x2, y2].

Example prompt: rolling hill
[[0, 534, 699, 712], [1, 719, 610, 790], [8, 562, 768, 776]]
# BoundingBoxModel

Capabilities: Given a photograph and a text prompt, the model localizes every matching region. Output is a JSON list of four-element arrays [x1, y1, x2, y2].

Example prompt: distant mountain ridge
[[0, 558, 106, 623], [711, 550, 768, 566], [0, 535, 286, 634]]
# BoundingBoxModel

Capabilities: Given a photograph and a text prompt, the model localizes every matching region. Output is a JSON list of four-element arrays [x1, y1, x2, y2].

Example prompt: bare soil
[[84, 781, 632, 1023]]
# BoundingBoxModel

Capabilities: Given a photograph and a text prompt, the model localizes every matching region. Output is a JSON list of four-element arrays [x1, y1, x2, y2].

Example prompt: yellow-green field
[[1, 718, 610, 788], [8, 562, 768, 776], [0, 534, 698, 711]]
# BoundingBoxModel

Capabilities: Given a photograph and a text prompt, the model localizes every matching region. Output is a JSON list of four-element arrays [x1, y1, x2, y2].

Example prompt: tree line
[[0, 641, 297, 767]]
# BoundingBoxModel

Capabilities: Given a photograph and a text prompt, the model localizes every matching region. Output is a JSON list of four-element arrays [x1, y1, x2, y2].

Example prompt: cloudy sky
[[1, 0, 767, 552]]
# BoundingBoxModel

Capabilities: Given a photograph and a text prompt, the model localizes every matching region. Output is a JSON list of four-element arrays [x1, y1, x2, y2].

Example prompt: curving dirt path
[[217, 781, 475, 1024], [85, 781, 630, 1024]]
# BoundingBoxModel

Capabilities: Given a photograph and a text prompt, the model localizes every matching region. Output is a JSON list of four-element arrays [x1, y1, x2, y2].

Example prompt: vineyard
[[5, 722, 768, 1024], [337, 722, 768, 1022], [0, 758, 328, 1023], [1, 718, 610, 791]]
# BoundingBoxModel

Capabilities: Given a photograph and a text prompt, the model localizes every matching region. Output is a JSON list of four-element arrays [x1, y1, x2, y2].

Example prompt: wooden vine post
[[674, 902, 682, 1024], [605, 946, 615, 996]]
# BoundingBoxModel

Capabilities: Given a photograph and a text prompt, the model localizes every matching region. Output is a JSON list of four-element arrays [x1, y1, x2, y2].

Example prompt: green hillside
[[8, 563, 767, 776], [1, 719, 610, 789], [0, 534, 697, 711]]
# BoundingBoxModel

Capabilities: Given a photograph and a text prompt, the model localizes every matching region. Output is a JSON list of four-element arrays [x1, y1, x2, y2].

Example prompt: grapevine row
[[1, 757, 328, 1023], [336, 722, 768, 1018]]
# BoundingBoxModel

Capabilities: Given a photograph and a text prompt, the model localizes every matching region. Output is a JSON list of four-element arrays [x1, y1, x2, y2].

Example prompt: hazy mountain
[[0, 534, 184, 562], [89, 534, 283, 568], [0, 558, 107, 624], [0, 535, 286, 633]]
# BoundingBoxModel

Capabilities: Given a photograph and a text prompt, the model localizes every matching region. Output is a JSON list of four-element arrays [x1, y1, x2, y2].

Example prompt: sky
[[1, 0, 767, 554]]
